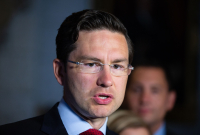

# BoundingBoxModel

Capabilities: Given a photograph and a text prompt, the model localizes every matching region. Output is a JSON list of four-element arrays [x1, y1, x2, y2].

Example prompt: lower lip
[[93, 96, 112, 105]]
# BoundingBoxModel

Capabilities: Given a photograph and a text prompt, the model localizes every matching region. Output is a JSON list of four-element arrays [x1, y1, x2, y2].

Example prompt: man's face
[[126, 67, 175, 126], [62, 30, 129, 119]]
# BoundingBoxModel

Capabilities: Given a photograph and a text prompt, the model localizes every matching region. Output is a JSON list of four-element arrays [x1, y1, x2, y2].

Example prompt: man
[[124, 62, 176, 135], [0, 9, 134, 135]]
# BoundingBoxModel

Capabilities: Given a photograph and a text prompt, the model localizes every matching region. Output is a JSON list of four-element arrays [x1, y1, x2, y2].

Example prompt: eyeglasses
[[68, 60, 134, 76]]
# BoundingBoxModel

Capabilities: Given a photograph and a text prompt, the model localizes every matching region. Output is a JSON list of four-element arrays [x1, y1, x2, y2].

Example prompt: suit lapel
[[41, 103, 68, 135], [40, 103, 118, 135]]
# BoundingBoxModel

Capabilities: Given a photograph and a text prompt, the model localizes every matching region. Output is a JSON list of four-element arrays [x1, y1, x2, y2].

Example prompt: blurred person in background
[[124, 61, 177, 135], [108, 110, 152, 135]]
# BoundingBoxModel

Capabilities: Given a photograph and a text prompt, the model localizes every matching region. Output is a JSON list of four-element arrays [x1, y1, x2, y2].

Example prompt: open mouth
[[98, 95, 109, 99], [93, 93, 113, 104]]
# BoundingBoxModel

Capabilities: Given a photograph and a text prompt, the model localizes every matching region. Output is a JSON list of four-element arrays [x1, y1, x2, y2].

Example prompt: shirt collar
[[57, 98, 107, 135], [154, 122, 166, 135]]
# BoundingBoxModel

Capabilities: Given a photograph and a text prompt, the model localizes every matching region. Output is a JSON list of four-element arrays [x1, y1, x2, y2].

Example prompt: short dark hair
[[56, 9, 133, 64], [128, 59, 174, 91]]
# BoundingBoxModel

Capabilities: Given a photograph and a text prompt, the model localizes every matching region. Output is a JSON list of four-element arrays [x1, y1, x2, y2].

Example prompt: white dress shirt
[[57, 98, 107, 135]]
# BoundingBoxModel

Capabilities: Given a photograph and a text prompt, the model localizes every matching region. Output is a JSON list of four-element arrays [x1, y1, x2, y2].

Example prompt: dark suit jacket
[[0, 103, 118, 135], [166, 123, 181, 135]]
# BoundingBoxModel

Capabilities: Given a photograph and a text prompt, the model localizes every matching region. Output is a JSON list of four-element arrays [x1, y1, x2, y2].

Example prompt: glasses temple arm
[[68, 60, 80, 65]]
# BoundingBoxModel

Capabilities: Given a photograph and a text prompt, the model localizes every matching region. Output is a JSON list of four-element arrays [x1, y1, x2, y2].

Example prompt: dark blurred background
[[0, 0, 199, 134]]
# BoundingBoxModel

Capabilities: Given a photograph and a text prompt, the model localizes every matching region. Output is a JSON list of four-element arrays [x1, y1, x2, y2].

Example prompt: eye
[[133, 87, 142, 93], [83, 62, 101, 67], [151, 87, 160, 94], [86, 63, 95, 67], [112, 64, 125, 70]]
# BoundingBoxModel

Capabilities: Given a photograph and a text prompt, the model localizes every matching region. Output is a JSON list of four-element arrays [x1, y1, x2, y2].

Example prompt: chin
[[88, 112, 109, 119], [141, 117, 154, 125], [91, 107, 114, 118]]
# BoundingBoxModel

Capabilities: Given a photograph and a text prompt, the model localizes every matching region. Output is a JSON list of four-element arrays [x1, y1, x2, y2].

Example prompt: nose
[[140, 90, 150, 105], [96, 65, 113, 87]]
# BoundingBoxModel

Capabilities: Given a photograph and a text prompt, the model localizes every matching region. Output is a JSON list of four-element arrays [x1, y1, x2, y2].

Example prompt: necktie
[[79, 129, 103, 135]]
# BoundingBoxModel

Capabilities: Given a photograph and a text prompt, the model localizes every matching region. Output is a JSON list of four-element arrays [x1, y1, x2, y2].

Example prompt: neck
[[150, 121, 163, 134], [86, 118, 107, 129]]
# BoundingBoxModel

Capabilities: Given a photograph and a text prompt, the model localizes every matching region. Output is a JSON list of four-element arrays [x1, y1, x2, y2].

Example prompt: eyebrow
[[77, 56, 101, 62], [112, 59, 128, 63], [77, 56, 128, 63]]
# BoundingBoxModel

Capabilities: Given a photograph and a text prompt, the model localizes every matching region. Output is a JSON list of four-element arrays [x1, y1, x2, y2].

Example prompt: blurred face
[[120, 127, 150, 135], [60, 30, 129, 119], [126, 67, 175, 128]]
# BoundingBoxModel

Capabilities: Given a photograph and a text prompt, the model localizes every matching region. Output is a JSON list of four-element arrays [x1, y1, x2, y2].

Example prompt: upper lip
[[94, 93, 114, 99]]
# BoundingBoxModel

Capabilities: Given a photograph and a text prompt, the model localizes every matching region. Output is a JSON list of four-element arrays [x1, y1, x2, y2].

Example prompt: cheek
[[116, 77, 127, 93], [153, 95, 167, 107], [68, 73, 97, 95], [114, 77, 128, 103], [77, 75, 94, 89], [152, 96, 168, 115], [127, 90, 138, 101], [126, 92, 139, 108]]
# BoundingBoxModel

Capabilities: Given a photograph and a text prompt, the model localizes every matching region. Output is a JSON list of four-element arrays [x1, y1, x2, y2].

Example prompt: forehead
[[69, 29, 129, 62], [129, 66, 168, 87]]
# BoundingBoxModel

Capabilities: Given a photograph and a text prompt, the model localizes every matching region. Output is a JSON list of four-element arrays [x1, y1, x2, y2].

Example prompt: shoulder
[[0, 103, 65, 135], [0, 115, 45, 134], [166, 122, 182, 135], [166, 129, 181, 135]]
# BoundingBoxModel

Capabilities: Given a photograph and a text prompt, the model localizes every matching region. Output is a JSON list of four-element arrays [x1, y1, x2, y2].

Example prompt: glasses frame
[[67, 60, 134, 76]]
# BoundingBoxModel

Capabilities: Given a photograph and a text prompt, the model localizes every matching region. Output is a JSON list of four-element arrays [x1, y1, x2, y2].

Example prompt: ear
[[53, 59, 65, 86], [166, 90, 176, 111]]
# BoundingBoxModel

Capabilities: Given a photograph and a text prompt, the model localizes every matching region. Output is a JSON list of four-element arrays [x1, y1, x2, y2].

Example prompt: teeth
[[99, 96, 108, 99]]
